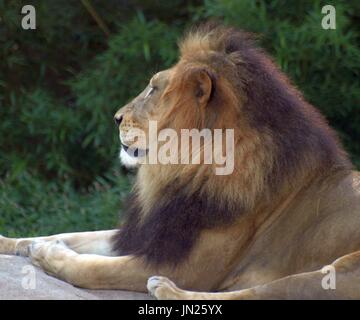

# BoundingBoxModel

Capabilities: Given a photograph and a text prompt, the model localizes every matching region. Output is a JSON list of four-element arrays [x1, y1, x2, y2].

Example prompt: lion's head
[[112, 24, 351, 266], [113, 26, 247, 174]]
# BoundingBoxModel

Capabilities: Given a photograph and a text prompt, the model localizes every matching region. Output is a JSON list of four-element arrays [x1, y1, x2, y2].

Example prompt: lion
[[1, 24, 360, 299]]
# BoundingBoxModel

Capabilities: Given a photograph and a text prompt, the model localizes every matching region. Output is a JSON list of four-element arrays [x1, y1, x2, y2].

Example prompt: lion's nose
[[114, 115, 123, 126]]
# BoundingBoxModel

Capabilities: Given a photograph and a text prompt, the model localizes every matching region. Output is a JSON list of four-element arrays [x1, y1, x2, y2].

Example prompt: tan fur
[[1, 25, 359, 299]]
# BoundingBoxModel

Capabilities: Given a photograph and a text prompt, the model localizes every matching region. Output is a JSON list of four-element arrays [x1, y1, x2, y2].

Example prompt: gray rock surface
[[0, 254, 151, 300]]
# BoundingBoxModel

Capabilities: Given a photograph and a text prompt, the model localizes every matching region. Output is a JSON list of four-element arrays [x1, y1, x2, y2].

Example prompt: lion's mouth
[[121, 143, 148, 158]]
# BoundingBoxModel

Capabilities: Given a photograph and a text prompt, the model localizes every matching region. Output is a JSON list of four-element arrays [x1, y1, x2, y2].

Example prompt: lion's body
[[1, 24, 359, 299], [222, 170, 360, 290]]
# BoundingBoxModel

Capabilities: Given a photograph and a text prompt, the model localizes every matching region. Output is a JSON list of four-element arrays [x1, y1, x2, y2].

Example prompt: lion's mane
[[112, 24, 351, 266]]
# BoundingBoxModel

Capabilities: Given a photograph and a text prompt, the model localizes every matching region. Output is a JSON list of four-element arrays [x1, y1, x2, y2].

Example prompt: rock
[[0, 254, 151, 300]]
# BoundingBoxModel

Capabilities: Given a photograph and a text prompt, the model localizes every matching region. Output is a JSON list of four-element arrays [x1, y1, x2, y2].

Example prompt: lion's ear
[[187, 67, 215, 107]]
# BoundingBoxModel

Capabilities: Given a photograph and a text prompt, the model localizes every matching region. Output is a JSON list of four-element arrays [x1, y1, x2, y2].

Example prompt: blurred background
[[0, 0, 359, 237]]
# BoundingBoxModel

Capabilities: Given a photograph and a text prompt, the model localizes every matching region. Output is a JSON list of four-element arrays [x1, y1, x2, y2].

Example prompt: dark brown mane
[[112, 24, 352, 266]]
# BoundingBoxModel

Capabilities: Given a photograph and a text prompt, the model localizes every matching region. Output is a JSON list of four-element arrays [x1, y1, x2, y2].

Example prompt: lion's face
[[114, 69, 172, 168], [113, 57, 222, 169]]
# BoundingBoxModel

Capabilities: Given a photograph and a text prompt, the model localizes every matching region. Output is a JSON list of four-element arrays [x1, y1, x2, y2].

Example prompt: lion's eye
[[144, 86, 156, 99]]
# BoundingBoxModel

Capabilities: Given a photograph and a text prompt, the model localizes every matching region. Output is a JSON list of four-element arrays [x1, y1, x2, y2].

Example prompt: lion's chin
[[119, 148, 141, 168]]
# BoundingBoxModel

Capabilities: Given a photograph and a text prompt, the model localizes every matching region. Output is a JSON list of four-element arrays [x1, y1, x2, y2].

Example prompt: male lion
[[1, 25, 360, 299]]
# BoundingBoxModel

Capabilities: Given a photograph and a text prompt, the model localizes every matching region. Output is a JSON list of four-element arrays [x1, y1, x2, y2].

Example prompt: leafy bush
[[0, 170, 130, 237], [0, 2, 181, 186]]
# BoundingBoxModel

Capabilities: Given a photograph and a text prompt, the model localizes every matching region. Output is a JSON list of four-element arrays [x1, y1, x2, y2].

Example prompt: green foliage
[[69, 16, 180, 170], [0, 0, 359, 236], [0, 170, 130, 237]]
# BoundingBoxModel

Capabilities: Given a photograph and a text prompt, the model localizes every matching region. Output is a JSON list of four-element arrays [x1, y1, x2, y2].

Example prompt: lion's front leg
[[0, 230, 117, 257], [27, 239, 157, 291], [27, 239, 215, 292]]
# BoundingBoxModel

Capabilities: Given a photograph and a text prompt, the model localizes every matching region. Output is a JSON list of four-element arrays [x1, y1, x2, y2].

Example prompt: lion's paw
[[28, 239, 70, 276], [29, 239, 67, 260], [147, 276, 184, 300]]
